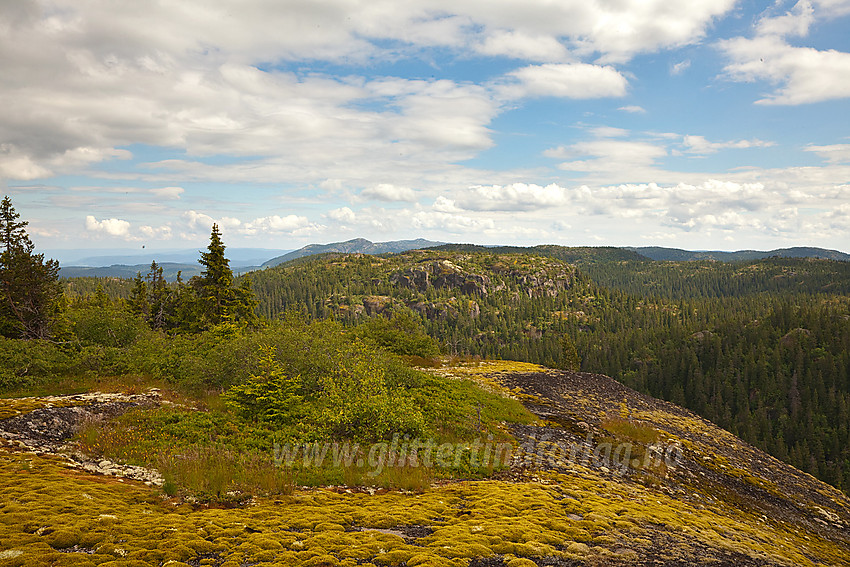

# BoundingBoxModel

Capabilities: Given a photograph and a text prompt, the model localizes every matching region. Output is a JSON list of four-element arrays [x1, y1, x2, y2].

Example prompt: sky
[[2, 0, 850, 254]]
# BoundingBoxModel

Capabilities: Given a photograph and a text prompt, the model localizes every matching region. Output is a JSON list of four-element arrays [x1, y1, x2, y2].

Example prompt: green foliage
[[219, 321, 427, 441], [223, 345, 304, 424], [317, 339, 425, 440], [78, 226, 260, 335], [355, 309, 440, 357], [0, 337, 73, 390], [0, 196, 61, 339], [62, 276, 134, 300], [582, 257, 850, 299], [244, 248, 850, 494], [15, 239, 850, 494], [189, 224, 259, 330], [66, 295, 149, 348], [560, 333, 580, 372], [246, 249, 587, 369]]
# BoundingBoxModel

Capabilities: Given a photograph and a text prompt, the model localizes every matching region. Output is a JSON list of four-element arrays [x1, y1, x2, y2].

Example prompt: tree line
[[0, 196, 258, 341]]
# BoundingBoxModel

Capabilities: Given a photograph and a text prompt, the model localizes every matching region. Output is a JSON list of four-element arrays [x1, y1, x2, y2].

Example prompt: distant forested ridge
[[243, 249, 850, 493], [261, 237, 444, 268], [629, 245, 850, 262]]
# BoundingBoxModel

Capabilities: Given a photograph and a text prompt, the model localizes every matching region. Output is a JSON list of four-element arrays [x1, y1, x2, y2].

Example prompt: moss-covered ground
[[2, 446, 848, 566], [2, 363, 850, 566]]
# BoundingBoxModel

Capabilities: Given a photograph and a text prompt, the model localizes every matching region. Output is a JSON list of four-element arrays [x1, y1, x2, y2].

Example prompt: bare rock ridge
[[483, 366, 850, 564], [0, 391, 163, 486]]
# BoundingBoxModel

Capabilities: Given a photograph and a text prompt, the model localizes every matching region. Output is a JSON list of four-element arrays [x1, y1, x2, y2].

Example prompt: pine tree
[[146, 261, 171, 330], [0, 196, 61, 339], [190, 224, 257, 329]]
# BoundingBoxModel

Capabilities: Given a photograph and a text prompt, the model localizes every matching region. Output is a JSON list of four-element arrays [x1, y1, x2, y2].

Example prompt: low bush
[[354, 310, 440, 357]]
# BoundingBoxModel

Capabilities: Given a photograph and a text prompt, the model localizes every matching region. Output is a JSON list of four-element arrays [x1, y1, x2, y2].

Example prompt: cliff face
[[388, 256, 573, 298], [315, 250, 577, 322]]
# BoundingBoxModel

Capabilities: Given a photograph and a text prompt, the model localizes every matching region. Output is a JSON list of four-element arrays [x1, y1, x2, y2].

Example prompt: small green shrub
[[0, 337, 74, 391], [223, 345, 303, 424], [317, 339, 425, 440], [68, 303, 149, 348]]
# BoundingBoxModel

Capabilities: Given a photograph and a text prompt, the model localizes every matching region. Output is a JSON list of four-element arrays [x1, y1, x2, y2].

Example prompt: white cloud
[[361, 183, 417, 202], [805, 144, 850, 163], [243, 214, 320, 235], [139, 224, 173, 239], [720, 1, 850, 105], [0, 0, 738, 197], [183, 210, 216, 231], [590, 126, 630, 138], [503, 64, 628, 99], [566, 179, 773, 231], [546, 139, 667, 176], [681, 135, 775, 154], [675, 210, 765, 232], [219, 217, 242, 229], [451, 183, 569, 211], [462, 0, 737, 63], [618, 105, 646, 114], [327, 207, 356, 223], [476, 30, 570, 62], [3, 0, 849, 251], [571, 0, 737, 63], [721, 36, 850, 104], [824, 202, 850, 229], [151, 186, 184, 199], [85, 215, 132, 238], [411, 210, 496, 233], [757, 0, 815, 38], [317, 203, 500, 236], [816, 0, 850, 17], [671, 60, 691, 75], [433, 196, 463, 213]]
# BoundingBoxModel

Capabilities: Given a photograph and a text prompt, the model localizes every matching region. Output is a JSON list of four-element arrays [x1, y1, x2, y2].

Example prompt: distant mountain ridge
[[56, 247, 292, 268], [59, 262, 202, 281], [431, 243, 646, 264], [260, 238, 444, 268], [630, 246, 850, 262], [56, 241, 849, 281]]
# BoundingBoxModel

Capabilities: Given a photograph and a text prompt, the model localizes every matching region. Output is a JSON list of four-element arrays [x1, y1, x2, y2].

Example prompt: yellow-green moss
[[0, 448, 848, 567]]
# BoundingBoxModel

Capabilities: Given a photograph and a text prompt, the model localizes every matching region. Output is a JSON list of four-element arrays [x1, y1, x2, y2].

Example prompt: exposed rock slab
[[0, 390, 164, 486]]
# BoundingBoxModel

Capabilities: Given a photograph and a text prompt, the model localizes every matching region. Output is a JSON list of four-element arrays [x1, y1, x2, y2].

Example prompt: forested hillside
[[244, 249, 850, 493]]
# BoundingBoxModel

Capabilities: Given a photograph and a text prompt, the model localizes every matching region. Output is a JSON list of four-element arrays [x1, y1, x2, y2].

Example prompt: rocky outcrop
[[0, 391, 164, 486], [390, 260, 490, 296], [361, 295, 393, 316], [514, 269, 572, 298]]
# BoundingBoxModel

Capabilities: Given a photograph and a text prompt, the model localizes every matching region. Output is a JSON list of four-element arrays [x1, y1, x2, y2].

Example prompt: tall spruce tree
[[0, 196, 61, 339], [191, 224, 257, 329]]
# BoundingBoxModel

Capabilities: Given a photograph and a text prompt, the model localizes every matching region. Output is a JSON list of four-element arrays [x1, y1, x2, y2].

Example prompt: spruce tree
[[191, 224, 257, 329], [195, 224, 235, 327], [127, 271, 149, 319], [0, 196, 61, 339]]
